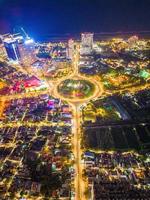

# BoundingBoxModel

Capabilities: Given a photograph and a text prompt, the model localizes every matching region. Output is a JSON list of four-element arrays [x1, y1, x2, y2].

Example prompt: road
[[1, 41, 150, 200], [71, 103, 86, 200], [0, 44, 89, 200], [49, 45, 88, 200]]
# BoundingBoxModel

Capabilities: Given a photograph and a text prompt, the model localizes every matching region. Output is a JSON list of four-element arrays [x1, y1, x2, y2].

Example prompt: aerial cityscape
[[0, 28, 150, 200], [0, 0, 150, 200]]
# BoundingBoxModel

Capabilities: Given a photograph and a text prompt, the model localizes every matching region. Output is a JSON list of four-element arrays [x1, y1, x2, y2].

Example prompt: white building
[[19, 42, 36, 66], [80, 32, 94, 55], [66, 39, 74, 60]]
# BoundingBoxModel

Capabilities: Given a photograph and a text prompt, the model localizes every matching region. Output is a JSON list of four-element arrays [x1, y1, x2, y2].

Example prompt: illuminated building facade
[[0, 44, 6, 56], [80, 32, 94, 55], [4, 39, 20, 61], [19, 42, 36, 66], [67, 39, 74, 60], [1, 30, 35, 64]]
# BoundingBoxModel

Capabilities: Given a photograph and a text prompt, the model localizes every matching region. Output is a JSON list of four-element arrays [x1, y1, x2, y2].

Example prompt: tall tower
[[19, 40, 36, 66], [67, 39, 74, 60], [4, 38, 20, 61], [1, 28, 34, 63], [80, 32, 94, 55]]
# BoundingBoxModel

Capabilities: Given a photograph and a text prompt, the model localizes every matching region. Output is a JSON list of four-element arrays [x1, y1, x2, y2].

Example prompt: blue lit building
[[4, 39, 20, 61]]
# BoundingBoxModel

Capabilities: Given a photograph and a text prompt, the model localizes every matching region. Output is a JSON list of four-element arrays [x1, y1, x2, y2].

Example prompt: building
[[13, 76, 48, 93], [0, 44, 6, 56], [1, 31, 35, 64], [19, 42, 37, 66], [67, 39, 74, 60], [80, 32, 94, 55], [4, 38, 20, 61]]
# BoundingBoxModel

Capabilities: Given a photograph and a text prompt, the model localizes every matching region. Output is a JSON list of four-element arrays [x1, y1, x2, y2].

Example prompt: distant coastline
[[34, 31, 150, 42]]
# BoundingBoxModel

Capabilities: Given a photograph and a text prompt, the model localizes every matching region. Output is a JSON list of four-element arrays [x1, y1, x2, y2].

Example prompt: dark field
[[84, 123, 150, 152]]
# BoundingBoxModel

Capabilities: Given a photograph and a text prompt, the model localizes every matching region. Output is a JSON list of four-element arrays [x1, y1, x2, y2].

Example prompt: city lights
[[0, 30, 150, 200]]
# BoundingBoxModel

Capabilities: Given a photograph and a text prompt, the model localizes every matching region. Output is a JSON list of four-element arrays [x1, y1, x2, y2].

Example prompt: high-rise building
[[80, 32, 94, 55], [1, 29, 34, 63], [67, 39, 74, 60], [19, 41, 36, 66], [4, 39, 20, 61]]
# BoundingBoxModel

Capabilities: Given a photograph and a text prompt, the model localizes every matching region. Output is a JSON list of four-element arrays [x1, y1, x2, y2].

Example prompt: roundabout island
[[57, 79, 95, 101]]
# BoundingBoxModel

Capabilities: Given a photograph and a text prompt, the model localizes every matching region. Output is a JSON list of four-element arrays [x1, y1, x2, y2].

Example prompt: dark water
[[34, 31, 150, 43], [0, 0, 150, 40]]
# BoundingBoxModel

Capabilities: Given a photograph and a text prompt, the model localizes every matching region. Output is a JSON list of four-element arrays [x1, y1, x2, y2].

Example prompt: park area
[[101, 69, 142, 90], [82, 98, 121, 123]]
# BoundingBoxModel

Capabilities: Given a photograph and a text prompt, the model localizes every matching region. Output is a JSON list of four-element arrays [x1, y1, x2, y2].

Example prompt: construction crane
[[20, 27, 30, 39]]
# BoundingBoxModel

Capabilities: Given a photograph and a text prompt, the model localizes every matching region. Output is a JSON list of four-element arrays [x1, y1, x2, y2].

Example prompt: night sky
[[0, 0, 150, 39]]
